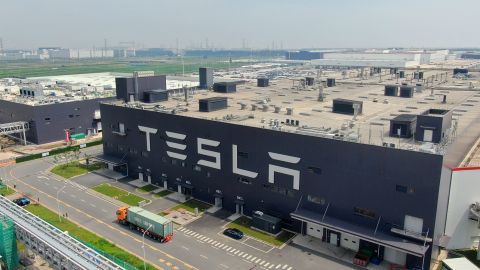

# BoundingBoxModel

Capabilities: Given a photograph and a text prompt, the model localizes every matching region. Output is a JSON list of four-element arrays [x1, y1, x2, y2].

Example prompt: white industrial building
[[48, 48, 114, 59], [312, 50, 449, 67]]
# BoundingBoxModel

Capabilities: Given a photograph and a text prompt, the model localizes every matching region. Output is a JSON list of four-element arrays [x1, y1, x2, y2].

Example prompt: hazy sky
[[2, 0, 479, 50]]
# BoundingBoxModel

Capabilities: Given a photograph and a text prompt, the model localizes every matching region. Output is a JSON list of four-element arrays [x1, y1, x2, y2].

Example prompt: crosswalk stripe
[[218, 244, 225, 248], [207, 239, 213, 243], [211, 241, 218, 245], [214, 243, 221, 247], [276, 264, 282, 269], [268, 264, 274, 269], [177, 227, 185, 231], [200, 236, 208, 241], [238, 252, 244, 256], [259, 261, 265, 266], [192, 233, 199, 237], [250, 257, 257, 261], [246, 255, 252, 260], [242, 253, 248, 258], [255, 258, 261, 263], [234, 250, 240, 255], [264, 263, 270, 267], [226, 247, 232, 251], [195, 234, 203, 239], [230, 248, 236, 252], [286, 267, 292, 270], [282, 265, 288, 269]]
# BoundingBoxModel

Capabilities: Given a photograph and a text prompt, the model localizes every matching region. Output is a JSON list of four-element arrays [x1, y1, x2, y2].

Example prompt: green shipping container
[[70, 133, 86, 140], [127, 207, 173, 237]]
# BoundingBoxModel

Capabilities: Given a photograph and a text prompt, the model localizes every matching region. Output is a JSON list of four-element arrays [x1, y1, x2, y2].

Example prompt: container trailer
[[116, 206, 173, 242]]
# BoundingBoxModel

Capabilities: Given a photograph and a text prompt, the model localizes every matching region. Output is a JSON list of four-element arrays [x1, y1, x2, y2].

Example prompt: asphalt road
[[1, 146, 357, 270]]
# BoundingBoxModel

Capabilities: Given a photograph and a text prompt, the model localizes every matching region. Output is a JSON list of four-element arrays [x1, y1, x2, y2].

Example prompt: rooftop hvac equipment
[[318, 84, 324, 102], [251, 104, 257, 111], [352, 103, 361, 121], [213, 82, 236, 93], [389, 114, 417, 138], [384, 85, 399, 97], [257, 77, 269, 87], [327, 78, 336, 87], [199, 97, 228, 112], [399, 86, 414, 98], [133, 71, 155, 77], [199, 67, 214, 89], [399, 70, 405, 78], [305, 77, 315, 86], [286, 108, 293, 115], [332, 99, 363, 115], [143, 90, 169, 103], [240, 103, 247, 110], [262, 104, 269, 112], [415, 83, 424, 93], [274, 106, 282, 113]]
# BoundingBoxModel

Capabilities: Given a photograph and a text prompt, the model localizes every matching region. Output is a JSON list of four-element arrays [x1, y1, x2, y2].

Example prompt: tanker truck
[[116, 206, 173, 242]]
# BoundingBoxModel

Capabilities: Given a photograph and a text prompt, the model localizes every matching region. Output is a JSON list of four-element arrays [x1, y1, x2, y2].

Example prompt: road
[[1, 146, 357, 270]]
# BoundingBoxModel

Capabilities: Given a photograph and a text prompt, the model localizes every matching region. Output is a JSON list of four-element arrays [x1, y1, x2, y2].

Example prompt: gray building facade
[[0, 98, 112, 144]]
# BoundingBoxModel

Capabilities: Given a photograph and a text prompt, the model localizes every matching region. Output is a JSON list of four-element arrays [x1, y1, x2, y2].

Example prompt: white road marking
[[255, 258, 261, 263], [181, 246, 189, 251], [275, 264, 282, 269], [220, 264, 229, 269], [286, 267, 292, 270], [197, 240, 204, 243], [200, 236, 207, 241], [282, 265, 288, 269], [234, 250, 240, 255], [226, 247, 232, 252], [229, 248, 236, 252], [207, 239, 213, 244], [250, 257, 257, 261], [268, 264, 274, 269], [192, 233, 199, 237], [195, 234, 203, 239], [214, 242, 221, 247], [246, 255, 252, 260], [259, 260, 265, 266], [200, 254, 208, 259], [264, 263, 270, 267], [238, 252, 244, 256], [177, 227, 185, 231], [211, 241, 218, 245], [222, 245, 228, 250]]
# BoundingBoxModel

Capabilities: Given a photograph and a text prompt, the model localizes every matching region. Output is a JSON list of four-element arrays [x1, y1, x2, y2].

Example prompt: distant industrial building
[[47, 48, 114, 59], [460, 53, 480, 60], [285, 50, 324, 60]]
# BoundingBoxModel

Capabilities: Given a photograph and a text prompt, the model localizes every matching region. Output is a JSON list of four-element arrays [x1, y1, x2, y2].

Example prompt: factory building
[[285, 50, 324, 60], [100, 71, 480, 270]]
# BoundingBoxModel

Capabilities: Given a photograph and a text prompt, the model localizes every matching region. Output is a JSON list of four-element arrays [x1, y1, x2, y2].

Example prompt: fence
[[15, 140, 103, 163]]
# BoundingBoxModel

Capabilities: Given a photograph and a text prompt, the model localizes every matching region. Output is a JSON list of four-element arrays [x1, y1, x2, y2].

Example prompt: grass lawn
[[137, 184, 158, 193], [170, 199, 211, 214], [226, 216, 295, 247], [0, 186, 15, 196], [154, 190, 174, 198], [51, 161, 104, 179], [93, 183, 148, 206], [24, 204, 157, 270], [453, 249, 480, 267]]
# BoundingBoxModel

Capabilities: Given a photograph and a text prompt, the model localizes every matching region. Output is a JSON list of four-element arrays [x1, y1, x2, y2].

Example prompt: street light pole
[[142, 224, 153, 270], [57, 183, 67, 222]]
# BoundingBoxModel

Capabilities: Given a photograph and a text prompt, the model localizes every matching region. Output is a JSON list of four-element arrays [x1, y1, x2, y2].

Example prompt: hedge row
[[16, 140, 103, 163]]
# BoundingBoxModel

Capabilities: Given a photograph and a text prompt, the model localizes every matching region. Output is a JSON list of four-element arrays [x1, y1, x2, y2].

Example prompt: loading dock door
[[138, 172, 144, 182], [423, 129, 433, 142], [306, 222, 323, 239], [214, 197, 222, 208], [384, 247, 407, 266], [404, 215, 423, 234]]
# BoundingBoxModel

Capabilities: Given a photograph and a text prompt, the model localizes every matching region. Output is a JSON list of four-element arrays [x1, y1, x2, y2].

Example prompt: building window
[[74, 107, 80, 111], [396, 184, 415, 194], [354, 207, 376, 219], [307, 166, 322, 175], [181, 161, 186, 167], [206, 172, 211, 178], [171, 159, 177, 166], [68, 114, 74, 118], [307, 195, 325, 205], [44, 117, 51, 121], [193, 165, 202, 172], [238, 177, 252, 185], [262, 183, 295, 197], [238, 151, 249, 158]]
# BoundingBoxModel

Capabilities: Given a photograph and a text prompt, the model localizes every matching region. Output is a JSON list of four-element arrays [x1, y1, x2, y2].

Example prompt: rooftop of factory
[[107, 66, 480, 158]]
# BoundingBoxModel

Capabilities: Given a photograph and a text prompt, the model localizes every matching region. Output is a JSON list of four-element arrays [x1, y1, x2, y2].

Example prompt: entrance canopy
[[291, 208, 429, 257], [92, 154, 127, 166]]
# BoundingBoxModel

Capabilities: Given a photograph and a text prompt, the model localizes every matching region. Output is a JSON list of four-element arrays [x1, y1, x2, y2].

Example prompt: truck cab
[[116, 207, 128, 224]]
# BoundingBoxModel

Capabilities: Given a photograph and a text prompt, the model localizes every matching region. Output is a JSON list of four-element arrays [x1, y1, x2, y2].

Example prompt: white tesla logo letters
[[232, 144, 258, 178], [137, 125, 301, 189], [197, 138, 221, 170], [138, 125, 157, 152], [268, 152, 301, 190], [165, 131, 187, 160]]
